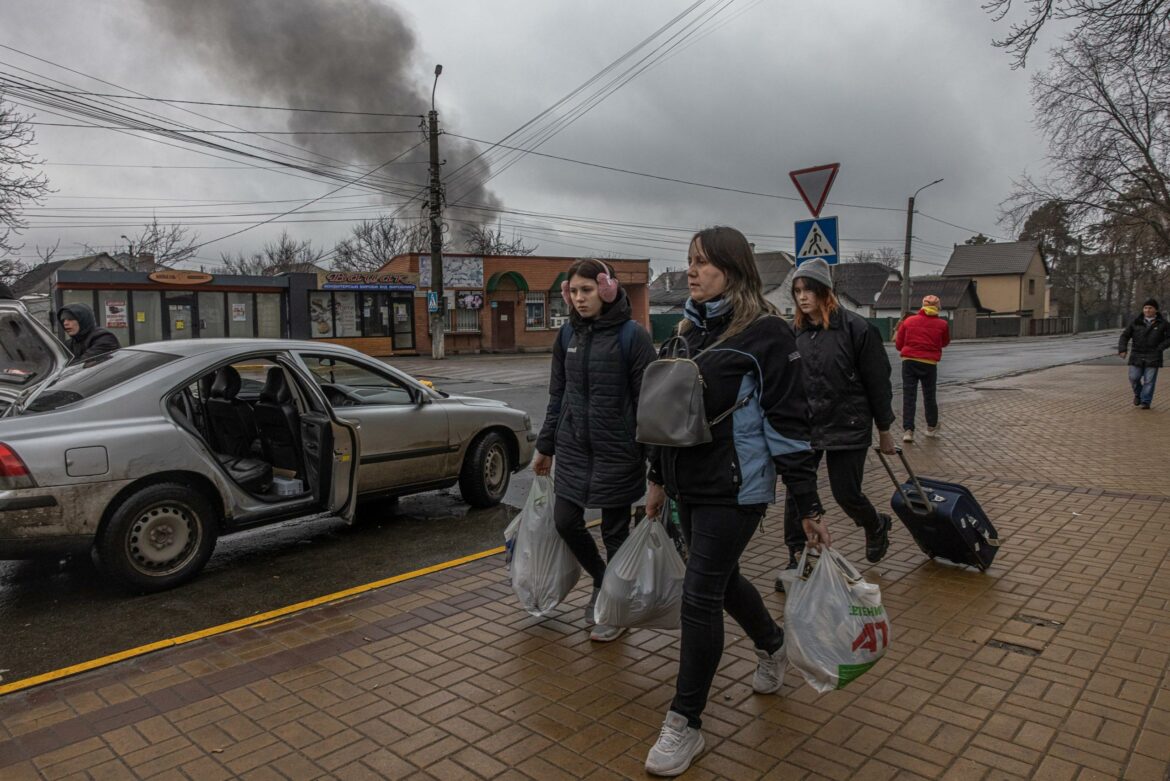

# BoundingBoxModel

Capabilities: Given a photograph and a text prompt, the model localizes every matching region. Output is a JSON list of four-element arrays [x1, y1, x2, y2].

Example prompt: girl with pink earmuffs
[[533, 258, 656, 643]]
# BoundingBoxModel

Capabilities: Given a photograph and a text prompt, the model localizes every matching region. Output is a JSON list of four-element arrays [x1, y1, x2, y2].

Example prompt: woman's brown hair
[[791, 276, 839, 330]]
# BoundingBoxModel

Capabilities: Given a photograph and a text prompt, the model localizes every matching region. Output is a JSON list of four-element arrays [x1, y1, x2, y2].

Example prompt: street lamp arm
[[913, 178, 944, 200]]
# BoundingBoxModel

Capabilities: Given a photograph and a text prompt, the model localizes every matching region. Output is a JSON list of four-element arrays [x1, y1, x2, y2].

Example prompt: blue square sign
[[795, 216, 839, 265]]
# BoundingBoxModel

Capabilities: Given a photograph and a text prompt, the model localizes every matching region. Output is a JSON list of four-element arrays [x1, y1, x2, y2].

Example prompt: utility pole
[[428, 64, 445, 360], [1072, 236, 1083, 334], [901, 178, 944, 317]]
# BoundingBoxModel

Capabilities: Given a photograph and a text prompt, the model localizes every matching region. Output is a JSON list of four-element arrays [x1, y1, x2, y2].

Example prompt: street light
[[120, 234, 133, 263], [901, 178, 944, 316]]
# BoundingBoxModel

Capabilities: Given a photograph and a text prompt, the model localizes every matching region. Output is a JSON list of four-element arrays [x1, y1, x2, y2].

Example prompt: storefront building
[[379, 253, 651, 354], [48, 256, 649, 356], [50, 269, 419, 357]]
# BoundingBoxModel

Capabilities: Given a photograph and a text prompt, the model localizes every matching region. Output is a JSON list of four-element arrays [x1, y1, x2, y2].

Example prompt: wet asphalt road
[[0, 332, 1116, 684]]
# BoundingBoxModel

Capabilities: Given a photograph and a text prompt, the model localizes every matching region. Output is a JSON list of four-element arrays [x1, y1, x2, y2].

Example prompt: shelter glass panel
[[256, 293, 282, 338], [133, 291, 162, 344], [227, 292, 253, 338], [198, 292, 226, 338]]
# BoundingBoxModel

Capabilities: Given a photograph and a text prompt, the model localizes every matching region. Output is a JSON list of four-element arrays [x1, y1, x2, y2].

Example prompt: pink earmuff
[[560, 280, 572, 308], [597, 271, 619, 303]]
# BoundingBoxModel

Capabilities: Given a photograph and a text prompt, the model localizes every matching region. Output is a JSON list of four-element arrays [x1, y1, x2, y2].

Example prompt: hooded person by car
[[57, 302, 121, 361]]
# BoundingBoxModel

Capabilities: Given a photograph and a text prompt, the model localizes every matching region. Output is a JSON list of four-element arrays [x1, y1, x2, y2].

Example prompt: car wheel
[[459, 431, 512, 508], [96, 483, 218, 592]]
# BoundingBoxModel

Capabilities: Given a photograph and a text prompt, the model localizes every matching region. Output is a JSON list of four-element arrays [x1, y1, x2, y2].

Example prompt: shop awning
[[549, 271, 569, 290], [485, 270, 529, 293]]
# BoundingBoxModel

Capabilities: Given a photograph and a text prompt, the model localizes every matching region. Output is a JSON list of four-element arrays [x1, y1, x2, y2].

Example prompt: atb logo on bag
[[851, 620, 890, 654]]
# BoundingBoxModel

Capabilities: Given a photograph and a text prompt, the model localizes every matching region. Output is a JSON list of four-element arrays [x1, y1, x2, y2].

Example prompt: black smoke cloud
[[138, 0, 501, 228]]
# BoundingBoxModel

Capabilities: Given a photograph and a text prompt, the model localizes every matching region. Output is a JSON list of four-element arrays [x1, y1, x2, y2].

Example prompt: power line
[[27, 121, 426, 135], [0, 83, 423, 117], [917, 211, 1009, 241]]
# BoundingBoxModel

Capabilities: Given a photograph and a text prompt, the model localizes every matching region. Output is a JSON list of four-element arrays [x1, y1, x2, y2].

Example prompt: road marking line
[[0, 545, 506, 697]]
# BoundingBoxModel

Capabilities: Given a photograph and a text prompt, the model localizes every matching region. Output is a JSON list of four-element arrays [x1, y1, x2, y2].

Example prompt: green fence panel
[[650, 313, 684, 343]]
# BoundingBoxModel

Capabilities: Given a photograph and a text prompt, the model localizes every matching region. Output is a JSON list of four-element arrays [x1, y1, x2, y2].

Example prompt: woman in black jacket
[[533, 258, 656, 643], [642, 227, 829, 777], [774, 260, 896, 593]]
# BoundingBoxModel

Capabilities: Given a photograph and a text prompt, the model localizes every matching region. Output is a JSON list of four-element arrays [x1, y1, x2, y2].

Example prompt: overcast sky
[[1, 1, 1055, 276]]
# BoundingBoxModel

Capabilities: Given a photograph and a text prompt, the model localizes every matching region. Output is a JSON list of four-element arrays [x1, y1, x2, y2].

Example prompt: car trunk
[[0, 300, 72, 413]]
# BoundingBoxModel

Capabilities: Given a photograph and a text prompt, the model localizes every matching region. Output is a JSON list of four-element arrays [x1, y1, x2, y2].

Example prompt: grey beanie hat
[[793, 258, 833, 289]]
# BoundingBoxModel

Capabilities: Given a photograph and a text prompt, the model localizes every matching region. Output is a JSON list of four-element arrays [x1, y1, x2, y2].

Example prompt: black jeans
[[671, 503, 783, 729], [902, 360, 939, 431], [553, 497, 631, 588], [784, 448, 882, 554]]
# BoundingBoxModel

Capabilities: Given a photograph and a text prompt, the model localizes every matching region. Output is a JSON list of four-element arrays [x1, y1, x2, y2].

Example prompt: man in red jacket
[[895, 294, 951, 443]]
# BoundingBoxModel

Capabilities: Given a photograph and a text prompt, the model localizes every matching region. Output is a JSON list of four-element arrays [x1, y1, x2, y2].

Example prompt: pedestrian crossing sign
[[795, 217, 839, 265]]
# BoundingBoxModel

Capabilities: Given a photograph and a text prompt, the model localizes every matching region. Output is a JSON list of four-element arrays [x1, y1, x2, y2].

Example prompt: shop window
[[227, 292, 253, 338], [360, 292, 390, 337], [525, 292, 547, 330], [256, 293, 283, 338], [548, 294, 570, 328], [134, 291, 162, 344], [97, 290, 132, 340], [198, 292, 226, 338], [334, 292, 361, 337]]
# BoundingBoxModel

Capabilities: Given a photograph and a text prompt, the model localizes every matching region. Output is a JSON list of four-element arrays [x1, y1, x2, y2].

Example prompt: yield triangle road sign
[[789, 163, 840, 217]]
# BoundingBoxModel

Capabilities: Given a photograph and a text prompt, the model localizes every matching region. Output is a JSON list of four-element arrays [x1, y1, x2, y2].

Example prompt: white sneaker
[[902, 430, 914, 443], [645, 711, 705, 776], [589, 623, 626, 642], [925, 424, 940, 438], [752, 643, 787, 694]]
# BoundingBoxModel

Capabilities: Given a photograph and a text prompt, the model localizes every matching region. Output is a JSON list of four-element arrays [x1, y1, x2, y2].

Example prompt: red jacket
[[895, 309, 950, 363]]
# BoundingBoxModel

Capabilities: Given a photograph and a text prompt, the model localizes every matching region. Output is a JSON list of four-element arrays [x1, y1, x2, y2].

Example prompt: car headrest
[[259, 367, 291, 405], [210, 366, 242, 400]]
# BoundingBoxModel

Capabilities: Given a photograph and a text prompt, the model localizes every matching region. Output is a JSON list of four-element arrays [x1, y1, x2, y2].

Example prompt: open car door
[[0, 299, 72, 415], [327, 417, 360, 522]]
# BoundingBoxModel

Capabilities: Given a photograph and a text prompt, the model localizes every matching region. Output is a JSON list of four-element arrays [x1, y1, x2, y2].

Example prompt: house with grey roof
[[648, 270, 689, 314], [941, 240, 1049, 318], [874, 276, 984, 339], [832, 262, 902, 317]]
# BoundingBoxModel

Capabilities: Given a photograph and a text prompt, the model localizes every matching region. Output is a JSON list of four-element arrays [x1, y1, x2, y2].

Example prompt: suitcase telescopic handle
[[874, 447, 935, 515]]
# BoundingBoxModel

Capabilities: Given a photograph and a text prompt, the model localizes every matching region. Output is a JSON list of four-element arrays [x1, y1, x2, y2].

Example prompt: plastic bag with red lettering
[[779, 547, 891, 692]]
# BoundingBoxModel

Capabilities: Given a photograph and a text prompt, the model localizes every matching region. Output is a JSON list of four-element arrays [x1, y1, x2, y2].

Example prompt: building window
[[525, 292, 547, 329], [1028, 279, 1036, 295], [548, 293, 570, 328], [449, 307, 480, 333]]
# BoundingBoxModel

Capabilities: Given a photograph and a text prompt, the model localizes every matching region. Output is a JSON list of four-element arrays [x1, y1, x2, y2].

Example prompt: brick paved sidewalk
[[1, 363, 1168, 780]]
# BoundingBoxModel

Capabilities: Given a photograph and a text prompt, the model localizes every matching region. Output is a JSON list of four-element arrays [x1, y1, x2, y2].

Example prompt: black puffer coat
[[1119, 313, 1170, 368], [57, 303, 121, 361], [536, 290, 656, 508], [795, 308, 895, 450]]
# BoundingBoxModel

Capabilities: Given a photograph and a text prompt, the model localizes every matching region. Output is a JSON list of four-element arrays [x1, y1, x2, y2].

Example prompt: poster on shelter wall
[[105, 301, 128, 328], [232, 303, 247, 322]]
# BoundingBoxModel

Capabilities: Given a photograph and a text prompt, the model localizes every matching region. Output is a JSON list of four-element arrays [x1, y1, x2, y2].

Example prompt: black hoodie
[[1119, 311, 1170, 368], [58, 303, 121, 361]]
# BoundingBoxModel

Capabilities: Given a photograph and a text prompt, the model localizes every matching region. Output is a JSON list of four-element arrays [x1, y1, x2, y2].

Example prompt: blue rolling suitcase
[[876, 448, 1000, 571]]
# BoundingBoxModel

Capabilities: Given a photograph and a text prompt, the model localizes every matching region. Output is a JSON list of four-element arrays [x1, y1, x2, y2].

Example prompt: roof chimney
[[665, 273, 672, 292]]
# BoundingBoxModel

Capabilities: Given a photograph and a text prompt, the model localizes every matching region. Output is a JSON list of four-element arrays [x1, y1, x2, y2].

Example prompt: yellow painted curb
[[0, 545, 506, 697]]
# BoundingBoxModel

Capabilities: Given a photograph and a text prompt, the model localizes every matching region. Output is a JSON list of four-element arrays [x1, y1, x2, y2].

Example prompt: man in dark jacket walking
[[58, 303, 120, 361], [1119, 299, 1170, 409]]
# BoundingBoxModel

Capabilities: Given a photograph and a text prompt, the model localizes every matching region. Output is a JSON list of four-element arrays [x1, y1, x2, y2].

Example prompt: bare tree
[[847, 247, 902, 270], [0, 93, 51, 256], [984, 0, 1169, 68], [219, 230, 324, 275], [460, 223, 536, 256], [126, 217, 199, 266], [1003, 39, 1170, 253], [332, 217, 430, 272]]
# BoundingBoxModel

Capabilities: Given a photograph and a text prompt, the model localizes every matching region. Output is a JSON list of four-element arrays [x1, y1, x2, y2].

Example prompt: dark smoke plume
[[139, 0, 502, 228]]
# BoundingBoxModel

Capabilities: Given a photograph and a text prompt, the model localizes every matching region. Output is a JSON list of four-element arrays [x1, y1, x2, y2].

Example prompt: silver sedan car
[[0, 299, 534, 592]]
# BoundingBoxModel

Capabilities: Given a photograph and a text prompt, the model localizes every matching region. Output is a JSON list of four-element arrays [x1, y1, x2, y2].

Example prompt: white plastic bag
[[594, 513, 687, 629], [504, 476, 580, 617], [780, 547, 891, 692]]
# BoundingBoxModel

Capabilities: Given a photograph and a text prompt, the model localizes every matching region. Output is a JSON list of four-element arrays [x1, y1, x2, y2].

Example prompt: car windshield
[[23, 349, 178, 413]]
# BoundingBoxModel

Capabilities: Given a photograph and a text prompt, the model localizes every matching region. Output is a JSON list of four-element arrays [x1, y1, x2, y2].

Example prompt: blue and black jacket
[[647, 297, 822, 516]]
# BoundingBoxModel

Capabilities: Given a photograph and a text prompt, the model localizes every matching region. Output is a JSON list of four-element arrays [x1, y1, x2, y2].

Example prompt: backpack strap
[[560, 319, 637, 365]]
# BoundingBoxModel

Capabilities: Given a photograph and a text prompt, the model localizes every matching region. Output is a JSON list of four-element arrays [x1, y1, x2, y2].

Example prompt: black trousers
[[671, 503, 783, 729], [553, 497, 631, 588], [784, 447, 882, 554], [902, 360, 939, 431]]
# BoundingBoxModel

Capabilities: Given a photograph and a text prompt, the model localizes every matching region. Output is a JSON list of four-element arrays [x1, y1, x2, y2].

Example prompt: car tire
[[96, 483, 218, 593], [459, 431, 512, 508]]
